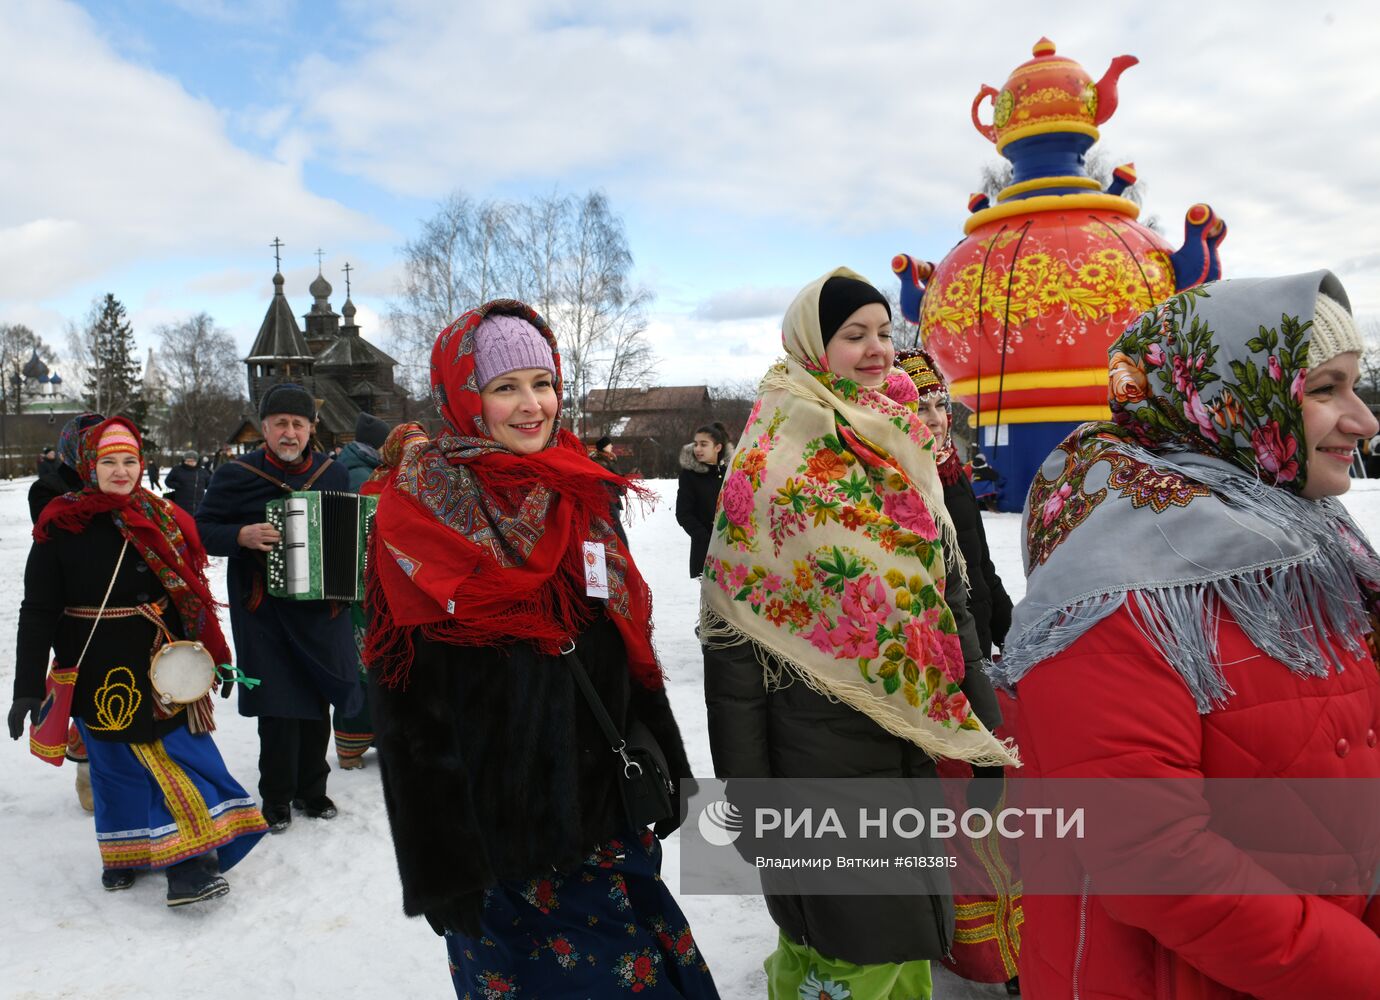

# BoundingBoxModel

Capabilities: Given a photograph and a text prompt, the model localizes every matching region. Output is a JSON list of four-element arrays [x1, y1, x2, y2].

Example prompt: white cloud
[[642, 312, 782, 387], [0, 1, 387, 303], [8, 0, 1380, 385], [692, 285, 796, 321], [285, 2, 1380, 313]]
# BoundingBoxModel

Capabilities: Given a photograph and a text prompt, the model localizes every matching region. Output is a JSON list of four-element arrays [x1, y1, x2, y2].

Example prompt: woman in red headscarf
[[8, 417, 266, 907], [366, 300, 719, 998]]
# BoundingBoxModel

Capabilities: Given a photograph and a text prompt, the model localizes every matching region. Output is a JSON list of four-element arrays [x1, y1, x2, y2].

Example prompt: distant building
[[230, 264, 406, 451], [13, 348, 80, 415], [584, 385, 746, 478]]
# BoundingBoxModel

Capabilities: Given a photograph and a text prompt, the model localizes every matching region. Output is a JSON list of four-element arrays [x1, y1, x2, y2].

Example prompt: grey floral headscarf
[[993, 272, 1380, 712]]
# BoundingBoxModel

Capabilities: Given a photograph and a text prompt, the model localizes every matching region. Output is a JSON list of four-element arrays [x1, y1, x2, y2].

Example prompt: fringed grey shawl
[[993, 272, 1380, 712]]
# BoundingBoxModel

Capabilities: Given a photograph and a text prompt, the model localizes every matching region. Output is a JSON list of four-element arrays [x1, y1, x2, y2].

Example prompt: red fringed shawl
[[365, 300, 661, 691], [936, 443, 967, 487], [34, 416, 232, 670]]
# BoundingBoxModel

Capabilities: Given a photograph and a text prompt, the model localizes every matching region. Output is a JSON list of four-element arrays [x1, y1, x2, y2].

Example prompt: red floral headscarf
[[34, 416, 231, 669], [366, 300, 660, 689]]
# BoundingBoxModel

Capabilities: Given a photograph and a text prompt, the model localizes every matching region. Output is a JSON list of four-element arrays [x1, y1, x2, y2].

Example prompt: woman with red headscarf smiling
[[8, 417, 266, 908], [366, 300, 718, 998]]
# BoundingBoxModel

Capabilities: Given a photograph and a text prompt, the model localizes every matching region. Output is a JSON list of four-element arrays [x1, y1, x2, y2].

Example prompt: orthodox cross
[[270, 237, 284, 272], [315, 247, 326, 272], [342, 262, 353, 298]]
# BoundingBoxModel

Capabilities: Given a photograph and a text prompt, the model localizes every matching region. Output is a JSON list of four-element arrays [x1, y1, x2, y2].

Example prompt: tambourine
[[149, 640, 217, 705]]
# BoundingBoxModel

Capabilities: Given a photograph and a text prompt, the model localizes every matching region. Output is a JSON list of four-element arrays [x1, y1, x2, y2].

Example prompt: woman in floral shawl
[[995, 272, 1380, 998], [700, 268, 1018, 1000]]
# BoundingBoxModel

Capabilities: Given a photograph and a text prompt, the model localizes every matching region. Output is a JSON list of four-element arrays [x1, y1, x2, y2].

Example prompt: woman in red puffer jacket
[[994, 271, 1380, 999]]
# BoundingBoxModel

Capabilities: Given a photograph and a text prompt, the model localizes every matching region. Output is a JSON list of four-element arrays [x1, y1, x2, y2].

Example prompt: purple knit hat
[[473, 314, 556, 389]]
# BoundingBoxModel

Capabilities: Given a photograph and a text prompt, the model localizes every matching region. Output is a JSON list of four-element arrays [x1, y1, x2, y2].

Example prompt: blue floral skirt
[[445, 829, 720, 998]]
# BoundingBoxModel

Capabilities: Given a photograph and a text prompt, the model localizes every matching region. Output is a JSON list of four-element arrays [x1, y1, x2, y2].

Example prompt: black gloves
[[422, 891, 485, 938], [8, 698, 41, 740]]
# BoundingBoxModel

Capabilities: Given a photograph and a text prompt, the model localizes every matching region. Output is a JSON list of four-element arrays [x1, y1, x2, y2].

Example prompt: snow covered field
[[2, 475, 1377, 999]]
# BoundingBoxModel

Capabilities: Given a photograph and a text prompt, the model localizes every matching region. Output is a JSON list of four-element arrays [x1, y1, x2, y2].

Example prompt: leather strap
[[73, 540, 128, 672], [231, 455, 335, 493], [561, 643, 626, 751]]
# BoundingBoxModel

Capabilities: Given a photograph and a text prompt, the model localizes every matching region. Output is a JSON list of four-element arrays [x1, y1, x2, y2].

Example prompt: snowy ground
[[2, 476, 1377, 999]]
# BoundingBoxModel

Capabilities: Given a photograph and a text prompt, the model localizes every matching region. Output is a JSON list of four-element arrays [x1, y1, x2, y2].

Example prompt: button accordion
[[265, 491, 378, 601]]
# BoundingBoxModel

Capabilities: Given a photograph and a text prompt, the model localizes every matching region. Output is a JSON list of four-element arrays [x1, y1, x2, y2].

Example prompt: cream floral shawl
[[699, 267, 1019, 766]]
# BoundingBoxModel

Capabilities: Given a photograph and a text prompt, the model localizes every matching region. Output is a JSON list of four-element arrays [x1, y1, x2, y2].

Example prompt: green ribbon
[[216, 663, 262, 689]]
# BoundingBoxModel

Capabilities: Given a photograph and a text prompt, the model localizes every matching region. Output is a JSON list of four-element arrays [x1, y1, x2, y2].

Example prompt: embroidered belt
[[65, 598, 169, 622], [65, 599, 174, 647]]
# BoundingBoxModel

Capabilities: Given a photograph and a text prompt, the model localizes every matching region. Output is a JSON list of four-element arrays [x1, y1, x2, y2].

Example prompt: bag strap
[[561, 641, 625, 749], [231, 455, 335, 493], [561, 640, 649, 779], [73, 539, 128, 672]]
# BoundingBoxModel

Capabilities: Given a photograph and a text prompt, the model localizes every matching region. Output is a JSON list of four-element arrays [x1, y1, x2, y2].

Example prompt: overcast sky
[[4, 1, 1378, 388]]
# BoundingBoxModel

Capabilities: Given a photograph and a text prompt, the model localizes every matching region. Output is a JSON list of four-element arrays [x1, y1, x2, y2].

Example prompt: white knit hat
[[1308, 294, 1365, 368]]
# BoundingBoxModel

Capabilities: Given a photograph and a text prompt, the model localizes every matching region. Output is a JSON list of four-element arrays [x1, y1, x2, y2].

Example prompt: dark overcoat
[[942, 476, 1013, 657], [195, 449, 361, 720], [164, 463, 210, 514], [27, 463, 82, 524], [674, 444, 729, 578], [15, 513, 187, 744], [702, 557, 1002, 965], [370, 607, 692, 923]]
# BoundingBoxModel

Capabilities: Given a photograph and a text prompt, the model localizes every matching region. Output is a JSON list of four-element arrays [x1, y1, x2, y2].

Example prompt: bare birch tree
[[0, 323, 58, 413], [388, 188, 656, 432], [387, 193, 518, 392], [157, 313, 247, 454]]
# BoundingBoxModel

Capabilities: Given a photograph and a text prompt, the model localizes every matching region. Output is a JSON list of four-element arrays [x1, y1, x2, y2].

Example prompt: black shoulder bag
[[560, 639, 677, 833]]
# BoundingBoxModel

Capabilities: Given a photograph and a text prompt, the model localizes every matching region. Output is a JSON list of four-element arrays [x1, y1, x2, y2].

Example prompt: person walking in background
[[30, 413, 103, 523], [195, 384, 362, 833], [164, 452, 210, 514], [146, 453, 161, 492], [330, 409, 390, 770], [699, 269, 1016, 1000], [995, 273, 1380, 997], [8, 417, 266, 907], [27, 410, 105, 812], [37, 448, 60, 478], [589, 434, 629, 546], [367, 300, 717, 999], [674, 421, 731, 578]]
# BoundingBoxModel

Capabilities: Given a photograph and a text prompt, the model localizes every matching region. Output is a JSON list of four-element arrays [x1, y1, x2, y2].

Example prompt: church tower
[[303, 252, 340, 355], [245, 256, 316, 413]]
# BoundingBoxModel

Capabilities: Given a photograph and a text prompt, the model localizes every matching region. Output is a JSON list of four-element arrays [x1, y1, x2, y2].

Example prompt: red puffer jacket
[[1013, 603, 1380, 999]]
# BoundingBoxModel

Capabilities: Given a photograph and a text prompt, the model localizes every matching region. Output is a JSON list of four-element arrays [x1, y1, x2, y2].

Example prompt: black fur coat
[[370, 607, 692, 925]]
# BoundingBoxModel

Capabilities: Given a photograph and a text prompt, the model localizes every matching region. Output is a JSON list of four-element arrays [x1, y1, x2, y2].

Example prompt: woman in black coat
[[674, 422, 731, 577], [9, 417, 265, 907], [367, 300, 718, 998]]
